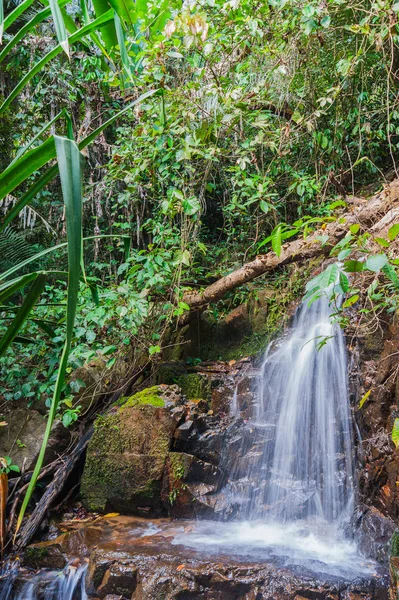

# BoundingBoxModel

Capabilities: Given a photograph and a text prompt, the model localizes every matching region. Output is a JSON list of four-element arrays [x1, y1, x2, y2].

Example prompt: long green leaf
[[0, 88, 157, 230], [92, 0, 117, 52], [0, 138, 56, 202], [3, 0, 35, 32], [0, 0, 3, 45], [10, 110, 66, 166], [114, 11, 134, 85], [0, 10, 114, 115], [0, 273, 47, 357], [49, 0, 69, 56], [0, 0, 70, 65], [16, 136, 84, 535], [0, 272, 40, 303]]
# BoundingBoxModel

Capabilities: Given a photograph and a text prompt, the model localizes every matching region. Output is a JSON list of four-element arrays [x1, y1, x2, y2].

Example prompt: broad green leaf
[[358, 389, 371, 409], [349, 223, 360, 234], [0, 274, 47, 358], [388, 223, 399, 241], [259, 200, 269, 213], [392, 418, 399, 448], [16, 136, 84, 535], [344, 259, 364, 273], [365, 253, 388, 273], [374, 237, 390, 248], [49, 0, 69, 56], [343, 294, 359, 308], [0, 0, 69, 65], [271, 225, 282, 257], [0, 272, 43, 304], [0, 10, 114, 115], [92, 0, 117, 52]]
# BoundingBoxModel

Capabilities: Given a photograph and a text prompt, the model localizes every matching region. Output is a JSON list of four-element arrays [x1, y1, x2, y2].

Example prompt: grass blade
[[15, 136, 84, 535], [3, 0, 35, 32], [0, 273, 47, 357]]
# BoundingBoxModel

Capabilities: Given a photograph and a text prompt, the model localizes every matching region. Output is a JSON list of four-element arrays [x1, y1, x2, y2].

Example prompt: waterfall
[[0, 563, 88, 600], [246, 293, 355, 524]]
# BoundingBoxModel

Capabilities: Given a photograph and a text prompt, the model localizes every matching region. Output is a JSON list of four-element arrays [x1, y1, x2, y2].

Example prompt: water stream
[[0, 294, 379, 597]]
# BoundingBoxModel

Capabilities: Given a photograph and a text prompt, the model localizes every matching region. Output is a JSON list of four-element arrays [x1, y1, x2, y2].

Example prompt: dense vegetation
[[1, 0, 399, 538]]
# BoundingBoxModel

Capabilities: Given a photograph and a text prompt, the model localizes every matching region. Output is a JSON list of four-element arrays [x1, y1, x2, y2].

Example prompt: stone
[[23, 540, 67, 570], [81, 386, 183, 514], [97, 563, 138, 599], [176, 373, 211, 401], [355, 507, 396, 562], [162, 452, 222, 517], [0, 407, 70, 471]]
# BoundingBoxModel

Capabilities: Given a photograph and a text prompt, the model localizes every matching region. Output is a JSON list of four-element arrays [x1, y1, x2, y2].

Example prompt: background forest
[[1, 0, 399, 539]]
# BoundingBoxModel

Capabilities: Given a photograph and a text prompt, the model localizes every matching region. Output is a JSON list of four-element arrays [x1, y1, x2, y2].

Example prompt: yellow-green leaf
[[358, 389, 371, 409]]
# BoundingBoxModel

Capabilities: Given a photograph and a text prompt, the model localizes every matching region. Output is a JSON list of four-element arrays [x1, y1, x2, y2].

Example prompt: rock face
[[81, 385, 184, 514], [353, 320, 399, 528]]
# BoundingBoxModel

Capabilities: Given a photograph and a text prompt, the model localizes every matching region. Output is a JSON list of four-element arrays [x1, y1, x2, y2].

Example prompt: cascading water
[[0, 562, 88, 600], [173, 292, 376, 579], [248, 292, 355, 524]]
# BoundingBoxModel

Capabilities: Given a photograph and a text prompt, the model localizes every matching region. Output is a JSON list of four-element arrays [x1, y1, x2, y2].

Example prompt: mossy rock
[[117, 386, 165, 408], [23, 541, 67, 570], [176, 373, 211, 401], [81, 386, 183, 515]]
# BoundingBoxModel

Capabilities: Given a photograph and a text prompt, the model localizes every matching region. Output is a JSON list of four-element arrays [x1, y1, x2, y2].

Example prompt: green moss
[[26, 546, 49, 560], [117, 386, 165, 408], [177, 373, 211, 400], [391, 531, 399, 557]]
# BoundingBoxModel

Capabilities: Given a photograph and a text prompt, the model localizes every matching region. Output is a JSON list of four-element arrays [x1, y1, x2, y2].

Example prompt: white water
[[174, 294, 376, 579], [0, 563, 88, 600]]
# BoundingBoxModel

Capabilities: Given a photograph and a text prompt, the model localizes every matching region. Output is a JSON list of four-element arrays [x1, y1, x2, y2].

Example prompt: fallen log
[[182, 180, 399, 318], [14, 427, 93, 549]]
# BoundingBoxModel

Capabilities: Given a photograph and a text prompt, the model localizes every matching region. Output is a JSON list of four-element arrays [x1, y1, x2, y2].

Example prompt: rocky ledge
[[20, 516, 389, 600]]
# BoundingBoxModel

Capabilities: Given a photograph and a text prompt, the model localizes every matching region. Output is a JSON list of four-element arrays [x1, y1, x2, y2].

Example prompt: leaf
[[49, 0, 69, 56], [382, 263, 399, 288], [16, 137, 84, 536], [149, 345, 161, 355], [392, 418, 399, 448], [343, 294, 359, 308], [349, 223, 360, 234], [0, 138, 56, 202], [1, 89, 157, 230], [365, 253, 388, 273], [359, 389, 371, 409], [388, 223, 399, 241], [0, 274, 47, 358], [92, 0, 117, 52], [0, 0, 3, 45], [375, 237, 390, 248], [0, 10, 115, 115], [259, 200, 269, 213], [0, 0, 70, 65], [344, 260, 364, 273], [114, 11, 134, 85], [392, 2, 399, 12], [271, 225, 282, 257]]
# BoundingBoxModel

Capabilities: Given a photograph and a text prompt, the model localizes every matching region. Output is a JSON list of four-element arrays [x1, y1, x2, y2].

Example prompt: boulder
[[23, 540, 67, 570], [162, 452, 223, 517], [81, 385, 185, 515], [0, 406, 70, 471]]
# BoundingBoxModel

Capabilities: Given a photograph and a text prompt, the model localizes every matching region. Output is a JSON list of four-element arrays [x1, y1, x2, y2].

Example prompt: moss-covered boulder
[[176, 373, 211, 401], [81, 385, 184, 515]]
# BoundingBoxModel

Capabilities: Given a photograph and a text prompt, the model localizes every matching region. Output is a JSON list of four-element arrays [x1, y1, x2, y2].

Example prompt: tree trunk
[[182, 182, 399, 318]]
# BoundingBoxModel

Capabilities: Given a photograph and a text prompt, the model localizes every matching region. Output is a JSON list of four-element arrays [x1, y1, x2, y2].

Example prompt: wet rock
[[81, 386, 183, 514], [355, 506, 396, 562], [97, 563, 138, 599], [0, 407, 70, 471], [23, 540, 67, 570], [176, 373, 212, 401], [162, 452, 223, 517]]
